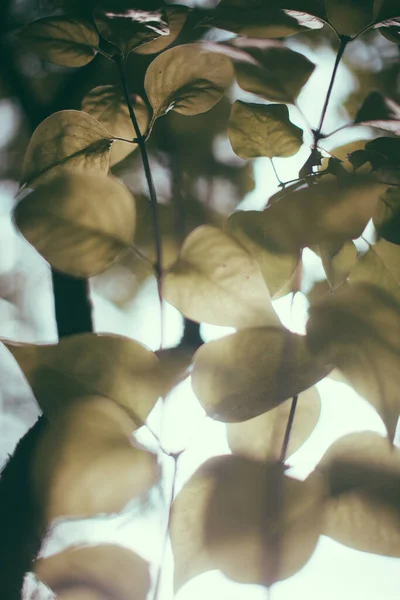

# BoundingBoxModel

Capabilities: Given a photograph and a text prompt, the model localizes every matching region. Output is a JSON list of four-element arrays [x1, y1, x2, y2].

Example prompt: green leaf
[[35, 545, 150, 600], [14, 173, 136, 278], [32, 395, 160, 520], [250, 175, 386, 254], [373, 0, 400, 28], [192, 326, 331, 422], [227, 386, 321, 461], [134, 5, 190, 54], [354, 92, 400, 135], [325, 0, 375, 36], [317, 432, 400, 556], [228, 101, 303, 159], [319, 240, 358, 289], [224, 210, 300, 298], [163, 225, 280, 328], [144, 43, 234, 121], [16, 16, 99, 67], [307, 283, 400, 441], [222, 39, 315, 103], [82, 85, 149, 166], [170, 455, 325, 589], [21, 110, 113, 187], [3, 332, 164, 424], [373, 186, 400, 244], [95, 7, 169, 56]]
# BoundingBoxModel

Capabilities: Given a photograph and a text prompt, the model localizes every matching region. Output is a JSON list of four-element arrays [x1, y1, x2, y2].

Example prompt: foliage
[[0, 0, 400, 599]]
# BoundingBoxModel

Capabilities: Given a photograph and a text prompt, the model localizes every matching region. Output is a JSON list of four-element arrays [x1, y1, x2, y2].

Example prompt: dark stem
[[270, 158, 283, 187], [114, 55, 163, 337], [279, 395, 299, 463]]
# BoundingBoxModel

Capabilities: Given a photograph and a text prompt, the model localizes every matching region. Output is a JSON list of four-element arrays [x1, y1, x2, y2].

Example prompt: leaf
[[134, 5, 190, 54], [307, 283, 400, 441], [14, 173, 136, 278], [95, 7, 169, 56], [170, 455, 325, 589], [163, 225, 280, 329], [354, 92, 400, 135], [220, 39, 315, 103], [35, 545, 150, 600], [192, 326, 331, 422], [144, 43, 234, 121], [349, 238, 400, 302], [228, 101, 303, 159], [32, 396, 160, 520], [317, 432, 400, 556], [3, 332, 163, 424], [374, 0, 400, 28], [373, 186, 400, 244], [325, 0, 375, 36], [82, 86, 149, 166], [250, 175, 386, 254], [224, 210, 300, 298], [227, 386, 321, 461], [202, 0, 315, 37], [16, 16, 99, 67], [319, 240, 358, 289], [21, 110, 112, 186]]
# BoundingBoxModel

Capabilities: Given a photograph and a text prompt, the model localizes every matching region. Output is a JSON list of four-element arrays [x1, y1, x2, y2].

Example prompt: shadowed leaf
[[192, 326, 331, 422], [373, 186, 400, 244], [355, 92, 400, 135], [14, 173, 136, 278], [319, 240, 358, 289], [349, 237, 400, 302], [325, 0, 374, 36], [135, 5, 190, 54]]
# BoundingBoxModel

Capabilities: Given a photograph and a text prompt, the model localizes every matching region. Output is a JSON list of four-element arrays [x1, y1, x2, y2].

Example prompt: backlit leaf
[[144, 43, 234, 121], [228, 101, 303, 159], [14, 173, 136, 278], [82, 86, 149, 165], [373, 186, 400, 244], [17, 16, 99, 67], [317, 432, 400, 556], [134, 5, 190, 54], [227, 386, 321, 461], [307, 283, 400, 441], [192, 326, 331, 421], [170, 455, 325, 589], [325, 0, 374, 36], [32, 396, 160, 520], [251, 175, 385, 254], [35, 545, 150, 600], [163, 225, 280, 328], [3, 333, 163, 424], [349, 238, 400, 302], [354, 92, 400, 135], [319, 240, 358, 289], [225, 210, 299, 297], [21, 110, 112, 186]]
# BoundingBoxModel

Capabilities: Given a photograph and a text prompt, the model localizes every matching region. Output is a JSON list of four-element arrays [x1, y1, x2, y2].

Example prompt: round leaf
[[325, 0, 375, 36], [134, 5, 190, 54], [144, 43, 234, 120], [163, 225, 280, 329], [82, 85, 149, 165], [3, 332, 164, 424], [21, 110, 113, 187], [228, 101, 303, 159], [14, 173, 136, 278], [32, 395, 160, 520], [192, 326, 331, 422], [227, 386, 321, 461], [17, 16, 99, 67]]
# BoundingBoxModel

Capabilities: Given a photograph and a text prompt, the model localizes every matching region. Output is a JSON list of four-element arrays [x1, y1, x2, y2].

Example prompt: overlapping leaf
[[145, 43, 234, 121], [228, 101, 303, 159], [163, 225, 280, 328], [134, 5, 189, 54], [224, 210, 300, 297], [170, 455, 325, 589], [227, 386, 321, 461], [32, 395, 160, 520], [319, 240, 358, 289], [3, 333, 164, 424], [325, 0, 375, 36], [82, 86, 149, 166], [354, 92, 400, 135], [36, 545, 150, 600], [192, 325, 331, 422], [17, 16, 99, 67], [317, 432, 400, 556], [349, 238, 400, 302], [307, 283, 400, 441], [21, 110, 113, 186], [14, 173, 136, 278], [373, 186, 400, 244]]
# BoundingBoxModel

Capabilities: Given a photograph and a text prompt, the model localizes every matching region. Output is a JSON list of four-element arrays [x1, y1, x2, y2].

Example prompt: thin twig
[[280, 394, 299, 463], [270, 158, 283, 186]]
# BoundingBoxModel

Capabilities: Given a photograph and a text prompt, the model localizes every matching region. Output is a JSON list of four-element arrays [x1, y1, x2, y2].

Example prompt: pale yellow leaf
[[349, 238, 400, 302], [319, 240, 358, 289]]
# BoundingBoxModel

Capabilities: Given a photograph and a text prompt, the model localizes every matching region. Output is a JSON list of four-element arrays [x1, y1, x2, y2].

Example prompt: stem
[[279, 395, 298, 463], [270, 159, 283, 186], [115, 55, 164, 346]]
